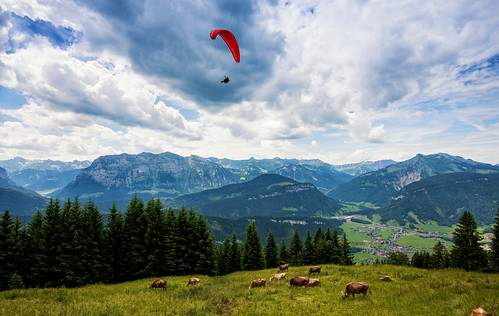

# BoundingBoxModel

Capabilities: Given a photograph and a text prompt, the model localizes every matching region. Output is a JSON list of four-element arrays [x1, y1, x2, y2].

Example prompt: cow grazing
[[471, 307, 491, 316], [150, 280, 167, 290], [187, 277, 200, 286], [308, 266, 321, 275], [270, 273, 286, 282], [249, 278, 266, 289], [380, 276, 392, 281], [288, 277, 310, 288], [278, 264, 289, 272], [308, 279, 321, 287], [341, 282, 371, 299]]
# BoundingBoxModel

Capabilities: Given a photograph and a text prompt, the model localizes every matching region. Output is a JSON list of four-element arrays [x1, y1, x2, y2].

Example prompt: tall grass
[[1, 264, 497, 315]]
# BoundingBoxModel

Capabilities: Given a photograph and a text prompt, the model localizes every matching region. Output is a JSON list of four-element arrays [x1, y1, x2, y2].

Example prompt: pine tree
[[42, 198, 63, 287], [104, 202, 124, 283], [429, 241, 448, 269], [490, 207, 499, 272], [176, 206, 192, 275], [289, 229, 303, 266], [122, 194, 147, 280], [195, 214, 218, 276], [218, 237, 231, 275], [302, 230, 316, 265], [330, 228, 341, 264], [340, 233, 355, 265], [228, 232, 241, 273], [241, 222, 266, 270], [0, 210, 16, 290], [264, 230, 279, 268], [144, 199, 165, 277], [451, 210, 487, 271], [278, 239, 289, 265], [163, 207, 179, 275], [387, 251, 409, 265], [313, 227, 325, 246], [81, 200, 105, 284], [24, 210, 46, 287]]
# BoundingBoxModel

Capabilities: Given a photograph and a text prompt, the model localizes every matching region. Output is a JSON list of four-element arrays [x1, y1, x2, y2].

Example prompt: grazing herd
[[149, 265, 490, 314]]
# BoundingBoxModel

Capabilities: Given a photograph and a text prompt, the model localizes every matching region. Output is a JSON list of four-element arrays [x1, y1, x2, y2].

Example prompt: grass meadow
[[1, 264, 498, 315]]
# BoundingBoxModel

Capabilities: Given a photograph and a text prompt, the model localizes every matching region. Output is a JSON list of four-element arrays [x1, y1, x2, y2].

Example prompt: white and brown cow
[[308, 279, 321, 287], [341, 282, 371, 299], [187, 277, 200, 286], [270, 273, 286, 282], [249, 278, 267, 289], [471, 307, 491, 316], [380, 276, 392, 281]]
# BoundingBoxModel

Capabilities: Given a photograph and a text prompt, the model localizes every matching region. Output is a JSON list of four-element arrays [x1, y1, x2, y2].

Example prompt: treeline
[[0, 195, 354, 291], [378, 210, 499, 272]]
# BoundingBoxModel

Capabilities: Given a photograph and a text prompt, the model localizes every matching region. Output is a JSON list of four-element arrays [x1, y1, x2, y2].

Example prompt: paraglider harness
[[221, 76, 230, 83]]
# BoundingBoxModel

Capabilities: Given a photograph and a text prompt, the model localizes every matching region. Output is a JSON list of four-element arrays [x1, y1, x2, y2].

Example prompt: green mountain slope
[[328, 153, 499, 207], [0, 167, 47, 214], [378, 172, 499, 226], [172, 174, 342, 218]]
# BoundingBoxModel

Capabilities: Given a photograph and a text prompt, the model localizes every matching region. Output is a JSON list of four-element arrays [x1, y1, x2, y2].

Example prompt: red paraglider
[[210, 29, 240, 63]]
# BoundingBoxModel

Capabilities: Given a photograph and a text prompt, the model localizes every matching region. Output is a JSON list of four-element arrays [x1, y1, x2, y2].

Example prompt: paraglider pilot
[[221, 76, 230, 83]]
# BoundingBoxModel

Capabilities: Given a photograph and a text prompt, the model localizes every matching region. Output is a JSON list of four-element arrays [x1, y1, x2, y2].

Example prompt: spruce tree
[[313, 227, 325, 246], [122, 194, 147, 280], [176, 206, 192, 275], [0, 210, 16, 290], [490, 207, 499, 272], [264, 230, 279, 268], [340, 233, 355, 265], [241, 222, 266, 270], [289, 229, 303, 266], [104, 202, 124, 283], [195, 214, 218, 276], [429, 241, 448, 269], [24, 210, 46, 287], [144, 199, 165, 277], [451, 210, 487, 271], [278, 239, 289, 265], [302, 230, 316, 265], [218, 237, 231, 275], [81, 200, 104, 284], [228, 232, 241, 273], [163, 207, 179, 275], [42, 198, 63, 287], [330, 228, 341, 264]]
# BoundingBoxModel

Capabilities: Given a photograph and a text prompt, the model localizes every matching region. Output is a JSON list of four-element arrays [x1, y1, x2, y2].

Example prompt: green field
[[1, 265, 497, 315]]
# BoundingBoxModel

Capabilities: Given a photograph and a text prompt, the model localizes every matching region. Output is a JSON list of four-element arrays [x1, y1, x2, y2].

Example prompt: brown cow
[[270, 273, 286, 282], [341, 282, 371, 299], [187, 277, 200, 286], [380, 276, 392, 281], [308, 266, 321, 275], [471, 307, 491, 316], [249, 278, 266, 289], [278, 264, 289, 272], [150, 279, 167, 290], [288, 276, 310, 288], [308, 279, 321, 287]]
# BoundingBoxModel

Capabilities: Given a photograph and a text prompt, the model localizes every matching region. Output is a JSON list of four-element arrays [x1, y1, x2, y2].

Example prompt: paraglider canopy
[[210, 29, 240, 63]]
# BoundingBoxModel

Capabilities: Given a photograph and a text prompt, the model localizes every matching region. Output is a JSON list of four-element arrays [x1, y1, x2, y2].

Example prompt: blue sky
[[0, 0, 498, 165]]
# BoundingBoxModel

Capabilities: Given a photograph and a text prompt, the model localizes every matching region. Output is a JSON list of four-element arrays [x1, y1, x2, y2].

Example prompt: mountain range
[[0, 152, 498, 226]]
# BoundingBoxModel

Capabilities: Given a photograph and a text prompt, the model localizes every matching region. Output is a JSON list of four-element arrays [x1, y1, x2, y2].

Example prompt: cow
[[471, 307, 491, 316], [308, 279, 321, 287], [380, 276, 392, 281], [150, 279, 167, 290], [270, 273, 286, 282], [288, 276, 310, 288], [187, 277, 200, 286], [278, 264, 289, 272], [249, 278, 266, 289], [308, 266, 321, 275], [341, 282, 371, 299]]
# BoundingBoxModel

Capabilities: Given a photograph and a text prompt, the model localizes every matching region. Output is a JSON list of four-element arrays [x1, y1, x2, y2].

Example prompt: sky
[[0, 0, 498, 165]]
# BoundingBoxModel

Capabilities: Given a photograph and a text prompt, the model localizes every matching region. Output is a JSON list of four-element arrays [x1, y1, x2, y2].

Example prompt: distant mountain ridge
[[0, 167, 47, 214], [172, 174, 342, 218], [327, 153, 499, 207], [333, 159, 397, 177], [378, 172, 499, 226]]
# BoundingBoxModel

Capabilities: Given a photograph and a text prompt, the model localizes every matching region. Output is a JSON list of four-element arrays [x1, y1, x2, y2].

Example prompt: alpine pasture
[[1, 264, 497, 315]]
